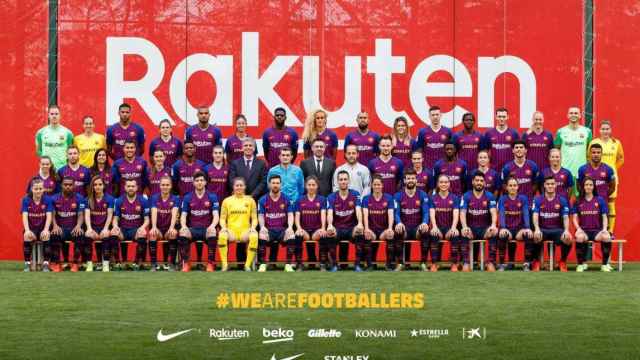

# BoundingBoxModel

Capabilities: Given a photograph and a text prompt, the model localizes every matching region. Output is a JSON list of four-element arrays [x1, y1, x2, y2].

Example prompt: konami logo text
[[106, 32, 536, 128]]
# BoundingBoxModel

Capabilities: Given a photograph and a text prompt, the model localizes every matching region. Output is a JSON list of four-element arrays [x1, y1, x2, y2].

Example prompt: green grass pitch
[[1, 261, 639, 360]]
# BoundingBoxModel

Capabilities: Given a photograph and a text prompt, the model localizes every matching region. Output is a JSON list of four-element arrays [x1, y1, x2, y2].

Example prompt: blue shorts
[[189, 227, 207, 241], [469, 226, 490, 239], [121, 227, 139, 241], [399, 226, 420, 240], [541, 228, 565, 245], [335, 228, 355, 241], [267, 229, 287, 243]]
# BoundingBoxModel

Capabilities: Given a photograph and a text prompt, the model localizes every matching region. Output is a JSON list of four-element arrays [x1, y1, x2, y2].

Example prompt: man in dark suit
[[228, 137, 267, 266], [300, 138, 336, 196], [229, 137, 267, 201], [300, 139, 336, 267]]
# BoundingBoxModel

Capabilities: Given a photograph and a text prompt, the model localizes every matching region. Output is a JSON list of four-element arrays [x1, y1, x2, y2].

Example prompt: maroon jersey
[[112, 157, 148, 195], [498, 194, 530, 230], [147, 167, 172, 196], [327, 190, 361, 230], [57, 165, 91, 196], [294, 195, 326, 232], [115, 195, 150, 229], [522, 130, 553, 171], [470, 168, 501, 194], [33, 174, 57, 195], [501, 160, 539, 202], [415, 168, 433, 194], [368, 157, 404, 195], [106, 122, 145, 160], [391, 139, 414, 169], [304, 129, 339, 159], [180, 191, 219, 228], [149, 136, 182, 166], [461, 191, 497, 228], [532, 194, 569, 229], [262, 127, 299, 167], [87, 194, 115, 229], [172, 159, 206, 196], [571, 196, 608, 231], [21, 196, 53, 230], [416, 126, 453, 169], [344, 130, 380, 167], [433, 159, 467, 196], [362, 193, 394, 232], [205, 163, 229, 202], [394, 190, 430, 229], [452, 130, 484, 169], [539, 167, 574, 201], [259, 193, 292, 230], [151, 193, 180, 231], [224, 135, 245, 163], [483, 127, 520, 172], [577, 163, 615, 202], [430, 192, 460, 229], [51, 193, 85, 229], [184, 125, 222, 163], [93, 168, 114, 195]]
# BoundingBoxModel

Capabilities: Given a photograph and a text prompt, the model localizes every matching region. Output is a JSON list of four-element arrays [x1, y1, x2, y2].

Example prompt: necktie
[[246, 159, 251, 171], [316, 160, 322, 174]]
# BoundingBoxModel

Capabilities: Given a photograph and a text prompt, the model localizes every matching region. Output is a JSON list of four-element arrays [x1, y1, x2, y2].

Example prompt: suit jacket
[[300, 157, 337, 196], [229, 157, 268, 200]]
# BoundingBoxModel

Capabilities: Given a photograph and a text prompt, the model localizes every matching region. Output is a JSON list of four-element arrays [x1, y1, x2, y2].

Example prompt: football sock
[[601, 242, 612, 265], [23, 241, 32, 262], [149, 240, 158, 264], [206, 237, 217, 263], [245, 232, 259, 269]]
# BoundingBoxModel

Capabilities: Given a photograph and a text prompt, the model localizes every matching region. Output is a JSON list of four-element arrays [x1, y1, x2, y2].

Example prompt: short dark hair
[[472, 171, 485, 180], [337, 170, 350, 179], [268, 174, 282, 182], [512, 139, 527, 148], [543, 175, 556, 183], [193, 171, 207, 182], [119, 103, 131, 111], [495, 107, 508, 114], [403, 168, 417, 178], [124, 140, 137, 147], [429, 105, 441, 113], [371, 174, 384, 184], [590, 143, 603, 151], [279, 146, 292, 154], [274, 107, 286, 114]]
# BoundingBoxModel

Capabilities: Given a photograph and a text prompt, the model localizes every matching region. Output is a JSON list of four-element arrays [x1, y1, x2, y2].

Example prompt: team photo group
[[23, 103, 624, 274]]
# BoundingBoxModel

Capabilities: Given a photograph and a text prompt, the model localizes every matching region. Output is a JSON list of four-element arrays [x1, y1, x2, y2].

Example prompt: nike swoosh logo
[[270, 353, 304, 360], [156, 329, 194, 342]]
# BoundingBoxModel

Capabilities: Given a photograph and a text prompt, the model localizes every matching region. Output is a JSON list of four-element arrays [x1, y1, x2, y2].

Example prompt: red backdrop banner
[[1, 1, 636, 260]]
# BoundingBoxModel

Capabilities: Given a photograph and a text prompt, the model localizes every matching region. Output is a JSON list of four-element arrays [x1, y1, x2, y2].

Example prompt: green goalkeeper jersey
[[554, 124, 592, 177], [35, 125, 74, 169]]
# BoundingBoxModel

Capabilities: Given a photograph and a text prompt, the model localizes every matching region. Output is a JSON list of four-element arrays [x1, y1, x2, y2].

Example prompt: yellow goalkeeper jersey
[[220, 195, 257, 232]]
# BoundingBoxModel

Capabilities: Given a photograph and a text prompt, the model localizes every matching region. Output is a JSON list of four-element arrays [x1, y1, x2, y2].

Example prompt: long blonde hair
[[391, 116, 411, 145], [302, 109, 328, 144]]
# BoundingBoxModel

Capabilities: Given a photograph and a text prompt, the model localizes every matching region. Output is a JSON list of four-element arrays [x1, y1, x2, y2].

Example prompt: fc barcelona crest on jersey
[[136, 165, 142, 170], [517, 202, 522, 208], [169, 202, 174, 207], [316, 202, 321, 208], [455, 167, 462, 173], [41, 204, 46, 210], [390, 165, 396, 171], [416, 200, 421, 206], [595, 202, 599, 208], [440, 134, 447, 141], [325, 136, 330, 141], [171, 143, 176, 148], [283, 134, 290, 140], [560, 174, 566, 180], [543, 136, 548, 141], [448, 200, 453, 205], [600, 171, 606, 177], [482, 201, 487, 206], [79, 172, 85, 178], [525, 169, 532, 175], [383, 202, 388, 207]]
